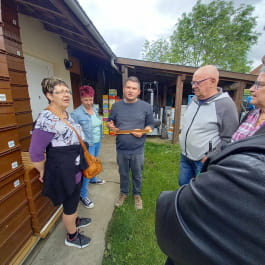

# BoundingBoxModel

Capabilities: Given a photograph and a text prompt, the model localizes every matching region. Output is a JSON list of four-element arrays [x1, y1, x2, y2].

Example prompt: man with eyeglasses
[[179, 65, 238, 186]]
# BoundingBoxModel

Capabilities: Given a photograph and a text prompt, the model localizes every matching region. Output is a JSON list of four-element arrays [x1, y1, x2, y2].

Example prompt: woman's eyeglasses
[[53, 90, 72, 95], [252, 81, 265, 90]]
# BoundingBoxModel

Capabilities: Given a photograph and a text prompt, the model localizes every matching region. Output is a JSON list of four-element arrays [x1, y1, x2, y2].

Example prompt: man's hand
[[131, 129, 143, 138], [106, 120, 119, 132], [201, 156, 208, 163], [131, 126, 152, 138]]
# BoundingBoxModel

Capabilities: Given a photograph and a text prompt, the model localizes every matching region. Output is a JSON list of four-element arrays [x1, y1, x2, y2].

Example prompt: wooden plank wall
[[2, 0, 33, 151]]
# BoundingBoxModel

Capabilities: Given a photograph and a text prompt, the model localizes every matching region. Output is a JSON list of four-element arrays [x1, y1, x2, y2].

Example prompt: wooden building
[[0, 0, 259, 263]]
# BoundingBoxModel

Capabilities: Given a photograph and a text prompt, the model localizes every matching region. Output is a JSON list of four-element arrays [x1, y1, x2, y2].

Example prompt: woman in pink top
[[232, 66, 265, 142]]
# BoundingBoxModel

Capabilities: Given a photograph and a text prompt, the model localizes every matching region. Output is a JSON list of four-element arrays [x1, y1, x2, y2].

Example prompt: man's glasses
[[191, 78, 211, 86], [53, 90, 72, 95], [252, 81, 265, 90]]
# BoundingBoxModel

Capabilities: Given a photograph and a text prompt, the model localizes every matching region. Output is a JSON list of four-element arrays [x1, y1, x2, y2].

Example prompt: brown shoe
[[115, 193, 127, 207], [134, 195, 143, 210]]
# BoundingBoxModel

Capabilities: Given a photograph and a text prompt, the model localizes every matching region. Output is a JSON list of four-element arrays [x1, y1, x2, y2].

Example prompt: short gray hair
[[41, 77, 68, 103], [41, 77, 68, 95], [124, 76, 140, 87]]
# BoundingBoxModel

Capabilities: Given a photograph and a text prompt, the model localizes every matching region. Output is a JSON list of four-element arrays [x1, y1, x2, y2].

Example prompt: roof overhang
[[116, 57, 258, 85], [16, 0, 116, 62]]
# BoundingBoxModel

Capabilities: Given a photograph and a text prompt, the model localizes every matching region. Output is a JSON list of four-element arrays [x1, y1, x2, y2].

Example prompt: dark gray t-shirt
[[108, 99, 154, 154]]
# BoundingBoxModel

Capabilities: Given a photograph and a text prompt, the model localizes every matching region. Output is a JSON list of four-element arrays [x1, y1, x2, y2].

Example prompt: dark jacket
[[43, 144, 88, 206], [156, 134, 265, 265]]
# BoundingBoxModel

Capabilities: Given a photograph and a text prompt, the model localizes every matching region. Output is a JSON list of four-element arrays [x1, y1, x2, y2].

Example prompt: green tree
[[141, 39, 170, 63], [142, 0, 259, 73]]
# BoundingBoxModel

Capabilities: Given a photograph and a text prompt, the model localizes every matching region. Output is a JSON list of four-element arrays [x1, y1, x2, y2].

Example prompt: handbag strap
[[46, 106, 91, 158]]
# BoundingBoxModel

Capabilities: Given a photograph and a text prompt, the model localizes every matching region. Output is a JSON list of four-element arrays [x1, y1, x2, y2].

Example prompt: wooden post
[[121, 65, 128, 87], [172, 74, 186, 144]]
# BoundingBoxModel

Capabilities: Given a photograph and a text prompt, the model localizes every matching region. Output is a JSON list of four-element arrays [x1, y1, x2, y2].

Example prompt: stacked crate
[[102, 95, 109, 135], [102, 90, 122, 135], [108, 89, 118, 135], [108, 89, 117, 110], [0, 2, 34, 264], [21, 152, 60, 237]]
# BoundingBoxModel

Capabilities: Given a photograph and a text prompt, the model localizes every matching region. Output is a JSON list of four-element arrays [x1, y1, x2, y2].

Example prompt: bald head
[[194, 65, 219, 84], [192, 65, 220, 100]]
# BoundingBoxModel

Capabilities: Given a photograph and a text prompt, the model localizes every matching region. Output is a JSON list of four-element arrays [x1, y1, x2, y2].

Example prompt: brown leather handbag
[[73, 132, 103, 179], [81, 146, 103, 179], [47, 107, 103, 179]]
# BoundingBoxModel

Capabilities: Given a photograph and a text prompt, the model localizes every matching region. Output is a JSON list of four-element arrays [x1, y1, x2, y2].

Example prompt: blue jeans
[[80, 142, 101, 198], [117, 152, 144, 195], [178, 154, 203, 186]]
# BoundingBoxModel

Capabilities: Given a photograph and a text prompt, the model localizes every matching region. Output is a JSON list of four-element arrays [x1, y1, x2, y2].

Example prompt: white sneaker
[[80, 197, 95, 209]]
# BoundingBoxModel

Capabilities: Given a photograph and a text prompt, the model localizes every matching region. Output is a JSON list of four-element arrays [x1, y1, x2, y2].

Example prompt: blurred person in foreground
[[179, 65, 238, 186], [29, 77, 91, 249], [71, 85, 105, 209], [156, 133, 265, 265], [107, 76, 154, 210]]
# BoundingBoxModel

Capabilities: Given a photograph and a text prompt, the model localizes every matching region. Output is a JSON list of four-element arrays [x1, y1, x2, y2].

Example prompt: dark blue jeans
[[117, 152, 144, 195], [178, 154, 203, 186]]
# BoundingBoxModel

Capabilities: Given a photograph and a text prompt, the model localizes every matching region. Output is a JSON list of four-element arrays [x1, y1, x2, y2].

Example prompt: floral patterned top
[[34, 109, 85, 147]]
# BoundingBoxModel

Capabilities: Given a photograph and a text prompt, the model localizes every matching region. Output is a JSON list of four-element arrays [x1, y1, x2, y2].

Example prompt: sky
[[77, 0, 265, 70]]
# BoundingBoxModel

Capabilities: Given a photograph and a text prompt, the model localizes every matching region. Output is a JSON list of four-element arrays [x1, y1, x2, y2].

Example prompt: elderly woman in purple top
[[232, 65, 265, 141], [29, 77, 91, 249]]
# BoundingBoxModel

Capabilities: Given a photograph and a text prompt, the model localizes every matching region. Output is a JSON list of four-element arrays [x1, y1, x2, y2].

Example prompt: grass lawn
[[102, 139, 181, 265]]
